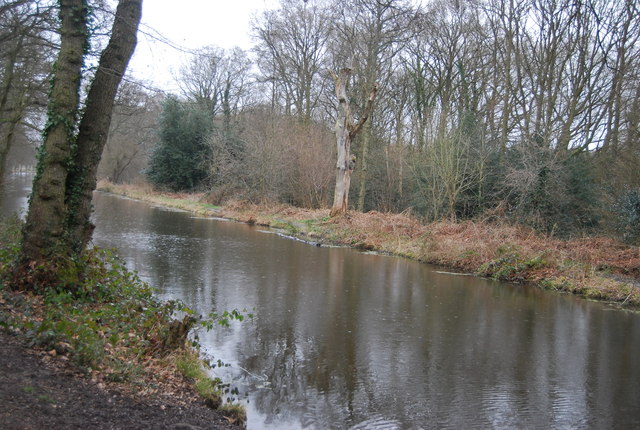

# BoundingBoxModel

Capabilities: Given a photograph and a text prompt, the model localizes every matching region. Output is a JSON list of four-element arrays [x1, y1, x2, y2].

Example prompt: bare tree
[[253, 0, 332, 120], [178, 46, 225, 114], [0, 0, 56, 176], [330, 0, 414, 211], [98, 80, 162, 183], [178, 46, 252, 123], [330, 67, 377, 217], [600, 0, 640, 149]]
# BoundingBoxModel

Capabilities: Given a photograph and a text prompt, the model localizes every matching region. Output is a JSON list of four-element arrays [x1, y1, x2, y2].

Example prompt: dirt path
[[0, 331, 236, 430]]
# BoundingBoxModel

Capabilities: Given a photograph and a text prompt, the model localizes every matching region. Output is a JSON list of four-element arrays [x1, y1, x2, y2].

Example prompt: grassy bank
[[0, 215, 246, 427], [98, 181, 640, 310]]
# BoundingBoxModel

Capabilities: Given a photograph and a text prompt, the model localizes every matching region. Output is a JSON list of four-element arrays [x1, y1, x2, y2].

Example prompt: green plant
[[176, 351, 205, 380], [200, 308, 254, 331], [176, 350, 222, 408], [613, 187, 640, 245], [479, 249, 546, 281], [0, 216, 249, 420], [146, 96, 213, 192], [195, 378, 222, 408], [271, 219, 299, 234], [0, 216, 22, 278], [2, 245, 189, 373]]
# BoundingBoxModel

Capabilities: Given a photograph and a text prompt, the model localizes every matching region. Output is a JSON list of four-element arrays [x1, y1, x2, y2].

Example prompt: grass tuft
[[176, 349, 223, 409]]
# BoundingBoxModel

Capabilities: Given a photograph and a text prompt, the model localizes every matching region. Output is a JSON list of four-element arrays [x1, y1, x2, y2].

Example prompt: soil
[[0, 331, 237, 430]]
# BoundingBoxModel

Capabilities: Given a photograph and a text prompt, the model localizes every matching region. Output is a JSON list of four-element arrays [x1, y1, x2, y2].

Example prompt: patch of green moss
[[176, 350, 222, 409], [479, 249, 547, 281]]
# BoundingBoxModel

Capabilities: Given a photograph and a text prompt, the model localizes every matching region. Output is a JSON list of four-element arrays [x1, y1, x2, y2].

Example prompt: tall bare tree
[[330, 67, 377, 217], [0, 0, 56, 176], [253, 0, 332, 121], [330, 0, 414, 211], [178, 46, 252, 136]]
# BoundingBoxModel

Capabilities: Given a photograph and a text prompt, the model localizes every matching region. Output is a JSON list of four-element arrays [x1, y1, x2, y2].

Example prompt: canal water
[[2, 174, 640, 429]]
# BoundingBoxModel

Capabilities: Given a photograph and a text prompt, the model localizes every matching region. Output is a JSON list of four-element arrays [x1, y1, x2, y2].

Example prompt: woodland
[[1, 1, 639, 425], [2, 0, 640, 245]]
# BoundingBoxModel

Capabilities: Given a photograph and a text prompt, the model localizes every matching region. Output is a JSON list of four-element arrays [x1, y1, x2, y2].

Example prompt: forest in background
[[2, 0, 639, 244]]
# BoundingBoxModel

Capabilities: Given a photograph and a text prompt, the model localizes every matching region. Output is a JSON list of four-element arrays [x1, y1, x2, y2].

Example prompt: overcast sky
[[128, 0, 279, 90]]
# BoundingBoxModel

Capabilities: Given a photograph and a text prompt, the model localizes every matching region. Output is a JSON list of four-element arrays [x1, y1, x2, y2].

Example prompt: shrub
[[613, 187, 640, 245], [146, 96, 213, 191]]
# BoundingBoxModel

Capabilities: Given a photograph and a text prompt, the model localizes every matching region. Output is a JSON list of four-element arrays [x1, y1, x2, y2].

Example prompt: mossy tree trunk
[[18, 0, 142, 284], [20, 0, 87, 263], [66, 0, 143, 253]]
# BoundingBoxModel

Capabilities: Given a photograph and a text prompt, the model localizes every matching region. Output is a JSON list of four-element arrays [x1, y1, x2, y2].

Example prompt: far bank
[[98, 181, 640, 310]]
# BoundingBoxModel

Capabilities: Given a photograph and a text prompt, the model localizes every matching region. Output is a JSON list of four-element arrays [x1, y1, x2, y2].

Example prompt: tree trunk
[[0, 118, 19, 177], [330, 70, 352, 216], [66, 0, 142, 253], [0, 36, 21, 178], [17, 0, 142, 287], [329, 68, 377, 217], [356, 120, 371, 212], [20, 0, 87, 263]]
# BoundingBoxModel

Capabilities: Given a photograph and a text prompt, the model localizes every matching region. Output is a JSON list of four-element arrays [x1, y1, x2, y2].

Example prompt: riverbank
[[0, 215, 245, 428], [98, 181, 640, 310], [0, 330, 237, 429]]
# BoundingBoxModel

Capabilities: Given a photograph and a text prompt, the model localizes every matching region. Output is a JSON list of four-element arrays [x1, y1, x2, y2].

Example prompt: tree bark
[[330, 69, 352, 217], [356, 120, 371, 211], [66, 0, 142, 253], [329, 68, 377, 217], [20, 0, 87, 263], [18, 0, 142, 281]]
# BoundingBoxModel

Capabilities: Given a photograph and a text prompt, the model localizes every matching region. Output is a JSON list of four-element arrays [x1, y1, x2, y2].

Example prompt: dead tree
[[329, 67, 378, 217]]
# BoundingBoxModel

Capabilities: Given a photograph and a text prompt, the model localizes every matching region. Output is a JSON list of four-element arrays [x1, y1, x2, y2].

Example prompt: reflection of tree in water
[[238, 248, 424, 427], [233, 246, 360, 427], [237, 249, 640, 429]]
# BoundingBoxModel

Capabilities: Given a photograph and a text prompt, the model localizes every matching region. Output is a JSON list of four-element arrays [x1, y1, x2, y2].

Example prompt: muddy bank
[[0, 330, 236, 430]]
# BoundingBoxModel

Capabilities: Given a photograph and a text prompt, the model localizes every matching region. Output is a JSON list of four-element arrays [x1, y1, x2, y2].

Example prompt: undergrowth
[[478, 245, 548, 281]]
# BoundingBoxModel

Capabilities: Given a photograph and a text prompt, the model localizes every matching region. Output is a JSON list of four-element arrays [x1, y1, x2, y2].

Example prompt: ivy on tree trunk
[[17, 0, 142, 286], [20, 0, 88, 264], [66, 0, 143, 253]]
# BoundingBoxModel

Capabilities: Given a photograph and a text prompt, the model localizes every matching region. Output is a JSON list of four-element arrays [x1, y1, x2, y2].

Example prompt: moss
[[176, 350, 223, 409], [456, 250, 479, 264], [478, 250, 547, 281], [271, 219, 298, 234], [540, 277, 573, 291]]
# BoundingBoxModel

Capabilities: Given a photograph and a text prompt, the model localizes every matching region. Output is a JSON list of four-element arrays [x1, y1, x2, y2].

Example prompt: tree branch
[[349, 82, 378, 139]]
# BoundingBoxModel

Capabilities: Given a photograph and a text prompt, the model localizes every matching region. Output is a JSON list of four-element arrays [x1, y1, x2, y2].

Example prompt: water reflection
[[88, 192, 640, 429], [2, 178, 639, 429], [0, 173, 32, 217]]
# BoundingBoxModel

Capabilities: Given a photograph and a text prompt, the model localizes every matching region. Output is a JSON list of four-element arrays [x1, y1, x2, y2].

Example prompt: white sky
[[128, 0, 279, 91]]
